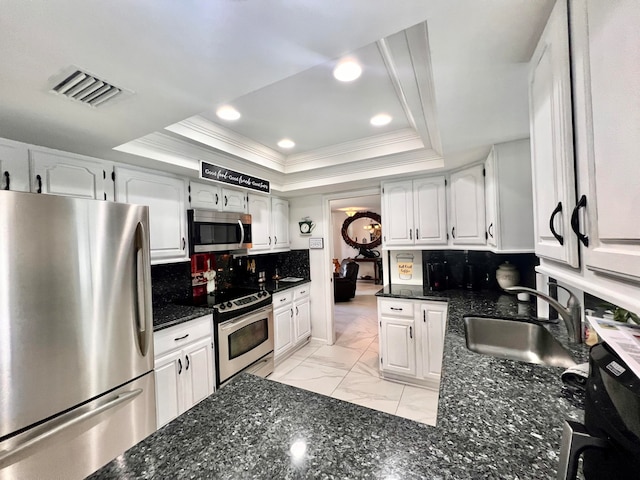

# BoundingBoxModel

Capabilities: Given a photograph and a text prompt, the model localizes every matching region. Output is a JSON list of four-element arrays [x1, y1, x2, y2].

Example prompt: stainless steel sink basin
[[463, 316, 576, 368]]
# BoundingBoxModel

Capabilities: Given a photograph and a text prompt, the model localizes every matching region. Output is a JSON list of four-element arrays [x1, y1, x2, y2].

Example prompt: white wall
[[289, 194, 328, 342]]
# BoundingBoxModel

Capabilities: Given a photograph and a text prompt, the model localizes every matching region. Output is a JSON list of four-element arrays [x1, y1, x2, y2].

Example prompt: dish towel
[[561, 362, 589, 391]]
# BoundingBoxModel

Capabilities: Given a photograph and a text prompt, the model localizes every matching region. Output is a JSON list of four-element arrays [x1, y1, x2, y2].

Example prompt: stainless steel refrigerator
[[0, 190, 156, 479]]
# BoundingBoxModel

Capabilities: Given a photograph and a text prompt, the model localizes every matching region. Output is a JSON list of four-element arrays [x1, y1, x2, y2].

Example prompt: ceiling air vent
[[50, 69, 125, 107]]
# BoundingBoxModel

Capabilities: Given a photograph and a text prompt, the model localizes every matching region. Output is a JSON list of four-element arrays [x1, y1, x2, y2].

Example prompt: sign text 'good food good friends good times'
[[200, 161, 270, 193]]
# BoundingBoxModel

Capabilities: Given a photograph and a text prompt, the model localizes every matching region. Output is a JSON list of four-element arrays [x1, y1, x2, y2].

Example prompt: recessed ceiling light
[[277, 139, 295, 149], [216, 105, 241, 121], [370, 114, 392, 126], [333, 59, 362, 82]]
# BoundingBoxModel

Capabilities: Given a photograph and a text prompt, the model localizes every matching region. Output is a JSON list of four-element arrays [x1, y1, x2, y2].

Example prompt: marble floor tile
[[278, 362, 349, 396], [335, 329, 376, 351], [270, 355, 304, 381], [306, 344, 365, 370], [350, 349, 380, 378], [395, 385, 440, 426], [289, 342, 321, 362], [331, 371, 404, 415]]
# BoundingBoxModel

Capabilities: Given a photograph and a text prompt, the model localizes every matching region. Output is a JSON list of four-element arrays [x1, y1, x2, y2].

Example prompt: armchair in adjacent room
[[334, 260, 359, 302]]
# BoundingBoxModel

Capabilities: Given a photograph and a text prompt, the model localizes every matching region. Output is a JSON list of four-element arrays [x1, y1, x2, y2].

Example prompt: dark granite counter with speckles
[[152, 303, 212, 331], [91, 287, 588, 479]]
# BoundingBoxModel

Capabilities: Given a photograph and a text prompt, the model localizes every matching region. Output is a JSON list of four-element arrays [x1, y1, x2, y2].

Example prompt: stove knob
[[219, 304, 226, 310], [226, 301, 233, 307]]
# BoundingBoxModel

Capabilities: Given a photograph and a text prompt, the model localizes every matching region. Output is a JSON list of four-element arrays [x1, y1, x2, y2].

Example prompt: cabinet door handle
[[185, 355, 190, 371], [296, 306, 299, 316], [570, 195, 589, 247], [174, 333, 189, 341], [224, 195, 228, 207], [415, 228, 419, 239], [178, 358, 183, 375], [409, 326, 413, 339], [36, 174, 42, 194], [269, 236, 271, 246], [182, 237, 186, 250], [274, 236, 278, 245], [390, 307, 403, 311], [423, 311, 426, 322], [451, 227, 455, 239], [487, 223, 494, 238], [215, 193, 219, 205], [409, 229, 412, 240], [3, 171, 9, 190], [549, 202, 564, 246], [280, 297, 287, 302], [290, 308, 293, 318]]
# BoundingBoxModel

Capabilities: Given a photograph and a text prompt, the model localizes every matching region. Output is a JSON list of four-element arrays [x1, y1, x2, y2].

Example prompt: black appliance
[[188, 209, 252, 253], [210, 287, 274, 388], [558, 342, 640, 479], [426, 262, 447, 291], [464, 263, 478, 290]]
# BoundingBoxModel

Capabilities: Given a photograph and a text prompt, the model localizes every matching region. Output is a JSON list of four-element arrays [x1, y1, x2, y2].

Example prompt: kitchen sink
[[463, 315, 577, 368]]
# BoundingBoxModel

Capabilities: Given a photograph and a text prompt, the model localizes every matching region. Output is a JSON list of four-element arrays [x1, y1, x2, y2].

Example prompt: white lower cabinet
[[378, 297, 447, 388], [273, 284, 311, 361], [153, 315, 214, 429]]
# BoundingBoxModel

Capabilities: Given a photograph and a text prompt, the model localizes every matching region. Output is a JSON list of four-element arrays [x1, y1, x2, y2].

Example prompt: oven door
[[217, 305, 273, 386], [188, 209, 252, 252]]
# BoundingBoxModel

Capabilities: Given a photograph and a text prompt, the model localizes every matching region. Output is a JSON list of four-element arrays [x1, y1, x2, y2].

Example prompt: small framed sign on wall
[[309, 237, 324, 249]]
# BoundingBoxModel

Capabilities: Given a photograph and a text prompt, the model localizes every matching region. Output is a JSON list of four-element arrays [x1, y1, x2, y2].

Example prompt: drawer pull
[[174, 334, 189, 341], [390, 307, 403, 311]]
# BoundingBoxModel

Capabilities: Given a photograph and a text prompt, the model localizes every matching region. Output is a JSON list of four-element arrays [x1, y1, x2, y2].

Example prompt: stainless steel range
[[210, 287, 274, 388]]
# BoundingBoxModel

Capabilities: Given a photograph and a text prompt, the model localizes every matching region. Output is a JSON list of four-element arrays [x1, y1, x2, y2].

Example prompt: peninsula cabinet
[[381, 176, 447, 248], [154, 315, 214, 429], [448, 164, 486, 246], [29, 149, 113, 201], [0, 138, 29, 192], [377, 297, 447, 389], [114, 166, 188, 264], [528, 0, 579, 268], [484, 139, 534, 252]]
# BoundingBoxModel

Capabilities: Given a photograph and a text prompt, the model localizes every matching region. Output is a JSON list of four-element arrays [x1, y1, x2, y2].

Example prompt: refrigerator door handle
[[135, 221, 152, 356], [0, 389, 142, 469]]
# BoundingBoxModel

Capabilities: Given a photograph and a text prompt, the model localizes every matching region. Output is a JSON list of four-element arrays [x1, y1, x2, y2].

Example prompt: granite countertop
[[93, 287, 588, 479], [152, 280, 310, 331]]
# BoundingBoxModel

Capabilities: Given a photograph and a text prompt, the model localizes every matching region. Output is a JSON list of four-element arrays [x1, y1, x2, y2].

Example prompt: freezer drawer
[[0, 372, 156, 480]]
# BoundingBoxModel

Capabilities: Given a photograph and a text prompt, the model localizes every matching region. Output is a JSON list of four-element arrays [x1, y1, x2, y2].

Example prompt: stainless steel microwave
[[187, 209, 252, 252]]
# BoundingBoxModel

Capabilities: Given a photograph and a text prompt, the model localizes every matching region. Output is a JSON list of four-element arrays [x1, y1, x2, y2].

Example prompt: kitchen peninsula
[[90, 289, 585, 479]]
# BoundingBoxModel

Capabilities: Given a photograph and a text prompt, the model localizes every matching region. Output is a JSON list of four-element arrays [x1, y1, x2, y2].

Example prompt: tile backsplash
[[421, 250, 538, 291], [151, 261, 192, 306]]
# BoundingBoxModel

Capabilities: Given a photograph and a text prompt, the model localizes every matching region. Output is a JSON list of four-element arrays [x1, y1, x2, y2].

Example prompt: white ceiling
[[0, 0, 554, 195]]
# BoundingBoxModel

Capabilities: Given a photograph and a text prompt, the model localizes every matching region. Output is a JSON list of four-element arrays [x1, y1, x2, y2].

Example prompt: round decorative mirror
[[341, 211, 382, 253]]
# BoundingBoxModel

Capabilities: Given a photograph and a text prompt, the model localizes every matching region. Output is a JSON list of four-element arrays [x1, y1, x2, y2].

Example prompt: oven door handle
[[219, 307, 272, 331]]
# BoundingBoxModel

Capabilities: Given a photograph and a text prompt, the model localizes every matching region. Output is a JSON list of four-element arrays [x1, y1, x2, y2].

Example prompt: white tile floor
[[268, 282, 440, 426]]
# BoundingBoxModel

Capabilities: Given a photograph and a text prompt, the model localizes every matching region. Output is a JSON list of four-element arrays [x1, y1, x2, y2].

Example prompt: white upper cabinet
[[382, 176, 447, 248], [414, 177, 448, 246], [529, 0, 579, 267], [114, 166, 188, 264], [271, 197, 290, 249], [221, 187, 246, 213], [247, 193, 271, 251], [189, 181, 221, 210], [448, 164, 486, 246], [572, 0, 640, 283], [484, 139, 534, 252], [247, 194, 290, 253], [0, 138, 29, 192], [29, 149, 113, 201]]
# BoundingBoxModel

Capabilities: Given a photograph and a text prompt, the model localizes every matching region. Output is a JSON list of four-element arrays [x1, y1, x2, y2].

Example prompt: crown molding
[[284, 128, 423, 173], [165, 115, 287, 172], [114, 132, 286, 190]]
